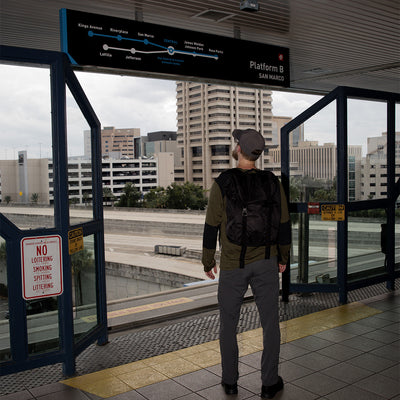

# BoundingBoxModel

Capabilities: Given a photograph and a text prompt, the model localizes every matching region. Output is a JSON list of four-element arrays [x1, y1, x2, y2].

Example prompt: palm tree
[[71, 249, 94, 306], [30, 193, 39, 204]]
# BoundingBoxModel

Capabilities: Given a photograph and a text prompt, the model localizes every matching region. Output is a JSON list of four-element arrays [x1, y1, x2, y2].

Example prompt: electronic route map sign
[[60, 9, 290, 88]]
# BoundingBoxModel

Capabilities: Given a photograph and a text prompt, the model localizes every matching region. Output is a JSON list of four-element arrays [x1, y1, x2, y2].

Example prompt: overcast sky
[[0, 64, 397, 159]]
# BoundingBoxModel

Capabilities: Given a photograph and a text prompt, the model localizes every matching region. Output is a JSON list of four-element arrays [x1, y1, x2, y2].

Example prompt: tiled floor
[[1, 291, 399, 400]]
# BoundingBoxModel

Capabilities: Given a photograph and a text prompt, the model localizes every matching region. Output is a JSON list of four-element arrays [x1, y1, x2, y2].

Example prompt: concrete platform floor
[[1, 284, 399, 400]]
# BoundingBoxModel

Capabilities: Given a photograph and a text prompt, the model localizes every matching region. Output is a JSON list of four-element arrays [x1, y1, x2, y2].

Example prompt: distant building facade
[[0, 151, 49, 204], [134, 131, 180, 166], [271, 116, 304, 147], [0, 151, 174, 206], [361, 132, 400, 201], [48, 153, 174, 204], [269, 140, 362, 200], [84, 126, 140, 159]]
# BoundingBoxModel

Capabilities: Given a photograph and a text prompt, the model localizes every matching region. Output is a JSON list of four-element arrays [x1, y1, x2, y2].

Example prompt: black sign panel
[[60, 9, 290, 87]]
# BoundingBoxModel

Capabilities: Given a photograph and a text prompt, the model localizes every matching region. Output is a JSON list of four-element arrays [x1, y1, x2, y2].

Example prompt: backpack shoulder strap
[[216, 168, 246, 198], [216, 169, 249, 269]]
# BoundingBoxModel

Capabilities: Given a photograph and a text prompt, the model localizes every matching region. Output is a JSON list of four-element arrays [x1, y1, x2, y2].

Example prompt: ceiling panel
[[0, 0, 399, 94]]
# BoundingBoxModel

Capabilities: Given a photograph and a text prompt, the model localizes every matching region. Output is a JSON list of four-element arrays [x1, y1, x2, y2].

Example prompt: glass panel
[[347, 209, 386, 282], [0, 65, 54, 228], [348, 99, 387, 201], [0, 236, 11, 361], [71, 235, 97, 342], [27, 295, 59, 355], [290, 213, 337, 284], [289, 101, 337, 203], [66, 87, 94, 225], [396, 102, 400, 271], [288, 101, 337, 285], [396, 197, 400, 272]]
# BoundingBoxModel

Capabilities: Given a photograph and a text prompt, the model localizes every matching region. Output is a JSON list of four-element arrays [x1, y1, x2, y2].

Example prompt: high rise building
[[175, 82, 273, 190], [134, 131, 180, 166], [361, 132, 400, 201], [84, 126, 140, 159], [271, 116, 304, 147], [269, 140, 362, 200]]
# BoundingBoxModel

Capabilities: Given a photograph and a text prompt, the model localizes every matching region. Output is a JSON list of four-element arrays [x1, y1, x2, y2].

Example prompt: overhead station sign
[[60, 9, 290, 88]]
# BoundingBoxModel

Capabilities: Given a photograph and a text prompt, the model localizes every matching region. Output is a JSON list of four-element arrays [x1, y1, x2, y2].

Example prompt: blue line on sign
[[88, 31, 219, 60]]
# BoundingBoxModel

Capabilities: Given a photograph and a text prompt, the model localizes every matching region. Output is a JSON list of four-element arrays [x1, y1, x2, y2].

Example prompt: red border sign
[[308, 202, 320, 214], [21, 235, 63, 300]]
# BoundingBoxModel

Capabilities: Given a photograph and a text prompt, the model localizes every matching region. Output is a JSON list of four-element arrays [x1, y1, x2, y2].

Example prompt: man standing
[[202, 129, 291, 398]]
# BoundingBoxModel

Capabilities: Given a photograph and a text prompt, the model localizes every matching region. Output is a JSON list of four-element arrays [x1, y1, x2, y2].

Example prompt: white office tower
[[175, 82, 273, 191]]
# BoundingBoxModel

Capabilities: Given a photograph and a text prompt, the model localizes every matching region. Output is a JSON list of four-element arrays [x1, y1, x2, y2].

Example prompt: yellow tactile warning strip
[[61, 301, 382, 398], [81, 298, 194, 323]]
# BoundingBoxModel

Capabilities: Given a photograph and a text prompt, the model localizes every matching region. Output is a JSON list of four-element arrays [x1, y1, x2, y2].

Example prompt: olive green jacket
[[202, 169, 291, 272]]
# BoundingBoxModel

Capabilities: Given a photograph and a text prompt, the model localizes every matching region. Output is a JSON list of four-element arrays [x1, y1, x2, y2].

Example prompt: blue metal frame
[[0, 45, 107, 376], [281, 86, 400, 304]]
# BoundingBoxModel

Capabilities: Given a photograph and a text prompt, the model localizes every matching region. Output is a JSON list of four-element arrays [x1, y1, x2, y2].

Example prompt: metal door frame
[[0, 45, 107, 376], [281, 86, 400, 304]]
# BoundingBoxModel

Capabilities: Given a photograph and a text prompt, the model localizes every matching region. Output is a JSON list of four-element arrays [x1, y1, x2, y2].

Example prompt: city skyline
[[0, 64, 398, 161]]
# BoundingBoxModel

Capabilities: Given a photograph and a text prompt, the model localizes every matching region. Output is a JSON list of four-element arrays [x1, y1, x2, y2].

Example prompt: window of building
[[212, 160, 230, 164], [192, 147, 202, 157], [211, 145, 230, 156]]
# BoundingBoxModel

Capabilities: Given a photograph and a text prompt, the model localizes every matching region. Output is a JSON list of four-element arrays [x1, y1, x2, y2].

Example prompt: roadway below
[[0, 205, 399, 335]]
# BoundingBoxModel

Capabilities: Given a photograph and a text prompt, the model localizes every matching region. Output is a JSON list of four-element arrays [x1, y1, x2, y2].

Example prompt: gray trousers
[[218, 257, 280, 386]]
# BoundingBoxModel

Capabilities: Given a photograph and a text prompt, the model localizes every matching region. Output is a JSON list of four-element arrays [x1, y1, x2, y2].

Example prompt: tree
[[117, 182, 142, 207], [289, 177, 301, 202], [82, 192, 91, 205], [0, 242, 6, 262], [30, 193, 39, 204], [165, 182, 208, 210], [143, 186, 167, 208], [310, 187, 336, 202], [289, 176, 337, 202], [102, 186, 116, 206], [71, 248, 93, 306], [4, 196, 11, 205]]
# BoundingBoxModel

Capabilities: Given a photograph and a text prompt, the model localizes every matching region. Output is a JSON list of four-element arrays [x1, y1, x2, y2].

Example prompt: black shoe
[[261, 376, 283, 399], [221, 382, 238, 395]]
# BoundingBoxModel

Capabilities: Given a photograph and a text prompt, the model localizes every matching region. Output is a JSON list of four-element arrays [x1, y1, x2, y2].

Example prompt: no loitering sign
[[21, 235, 63, 300]]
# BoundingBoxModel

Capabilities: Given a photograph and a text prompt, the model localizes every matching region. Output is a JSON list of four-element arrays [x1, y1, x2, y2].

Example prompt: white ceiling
[[1, 0, 399, 94]]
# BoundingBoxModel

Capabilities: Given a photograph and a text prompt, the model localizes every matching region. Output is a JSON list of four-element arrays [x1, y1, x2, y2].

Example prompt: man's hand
[[279, 264, 286, 273], [205, 264, 218, 280]]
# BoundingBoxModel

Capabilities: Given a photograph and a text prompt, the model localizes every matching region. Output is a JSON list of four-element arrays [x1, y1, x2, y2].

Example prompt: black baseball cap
[[232, 129, 265, 160]]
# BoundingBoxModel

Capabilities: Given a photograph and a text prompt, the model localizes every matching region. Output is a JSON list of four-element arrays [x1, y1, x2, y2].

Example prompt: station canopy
[[1, 0, 399, 94]]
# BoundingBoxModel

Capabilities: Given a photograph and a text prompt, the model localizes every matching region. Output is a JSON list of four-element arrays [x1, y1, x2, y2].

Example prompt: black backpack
[[216, 168, 281, 268]]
